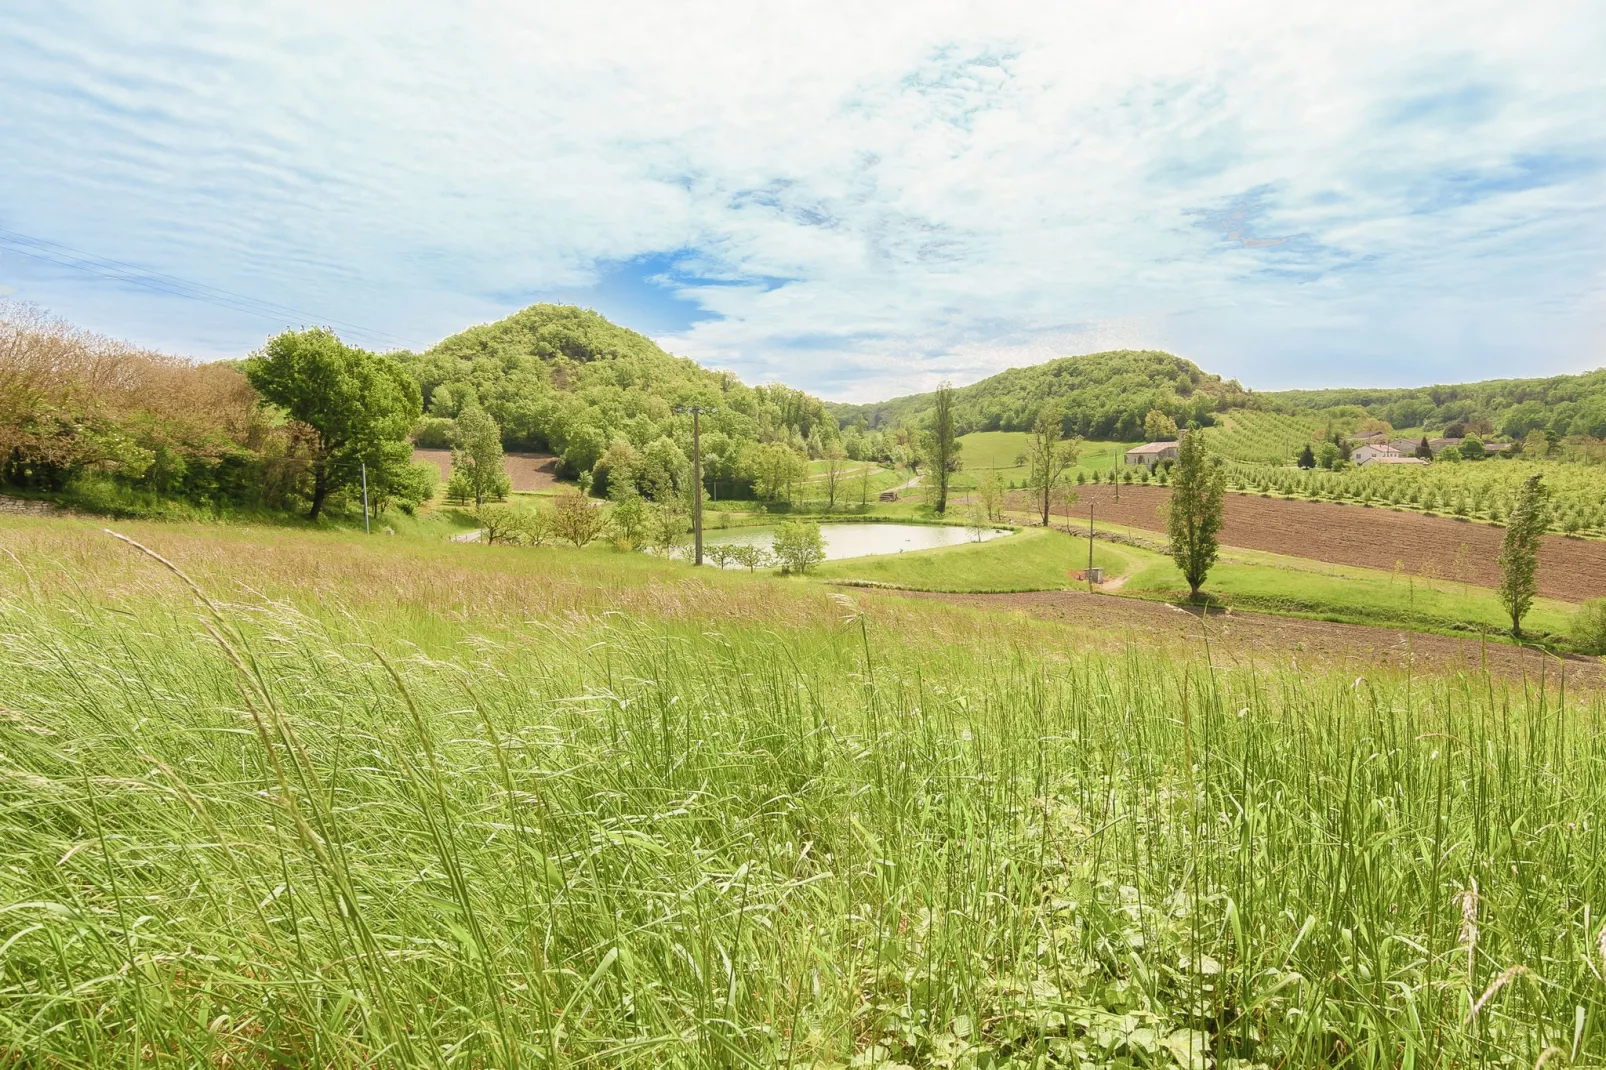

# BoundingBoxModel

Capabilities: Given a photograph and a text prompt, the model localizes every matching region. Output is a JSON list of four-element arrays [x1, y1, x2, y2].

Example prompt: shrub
[[772, 519, 826, 574], [1570, 599, 1606, 655]]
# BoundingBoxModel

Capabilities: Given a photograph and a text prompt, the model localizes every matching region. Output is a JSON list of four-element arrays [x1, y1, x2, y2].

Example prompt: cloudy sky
[[2, 1, 1603, 401]]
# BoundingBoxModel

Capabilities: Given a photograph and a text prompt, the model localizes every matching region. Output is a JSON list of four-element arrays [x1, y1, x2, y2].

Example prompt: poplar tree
[[1498, 473, 1549, 637], [1166, 429, 1226, 600], [925, 382, 961, 514]]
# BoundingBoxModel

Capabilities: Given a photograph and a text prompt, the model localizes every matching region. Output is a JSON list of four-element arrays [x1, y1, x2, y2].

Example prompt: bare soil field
[[413, 449, 563, 492], [888, 586, 1603, 685], [1045, 484, 1606, 603]]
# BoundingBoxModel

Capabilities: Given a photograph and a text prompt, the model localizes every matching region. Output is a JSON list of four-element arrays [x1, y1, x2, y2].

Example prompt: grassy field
[[4, 518, 1606, 1067], [812, 526, 1128, 592], [952, 433, 1137, 487]]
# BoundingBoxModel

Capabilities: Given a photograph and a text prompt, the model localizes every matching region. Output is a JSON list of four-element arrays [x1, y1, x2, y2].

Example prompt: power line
[[0, 226, 408, 349]]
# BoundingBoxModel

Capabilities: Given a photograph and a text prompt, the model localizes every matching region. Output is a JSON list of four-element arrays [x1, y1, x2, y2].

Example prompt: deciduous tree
[[1019, 408, 1081, 526], [245, 328, 420, 520], [926, 382, 962, 514], [1166, 429, 1226, 600], [1498, 473, 1549, 637], [450, 404, 509, 508]]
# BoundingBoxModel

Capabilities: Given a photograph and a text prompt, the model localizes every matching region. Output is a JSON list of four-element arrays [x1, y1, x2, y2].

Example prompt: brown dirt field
[[1040, 484, 1606, 604], [883, 586, 1603, 686], [413, 449, 563, 493]]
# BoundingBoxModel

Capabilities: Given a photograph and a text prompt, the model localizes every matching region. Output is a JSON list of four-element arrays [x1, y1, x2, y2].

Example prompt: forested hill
[[828, 350, 1249, 439], [396, 304, 833, 478], [1255, 368, 1606, 441]]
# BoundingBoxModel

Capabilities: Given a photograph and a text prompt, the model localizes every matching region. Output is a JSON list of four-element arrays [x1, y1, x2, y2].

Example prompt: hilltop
[[827, 350, 1249, 439], [396, 304, 832, 479]]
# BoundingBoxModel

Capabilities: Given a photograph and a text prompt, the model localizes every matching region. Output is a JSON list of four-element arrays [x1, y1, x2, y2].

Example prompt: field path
[[887, 586, 1604, 685], [1062, 485, 1606, 603]]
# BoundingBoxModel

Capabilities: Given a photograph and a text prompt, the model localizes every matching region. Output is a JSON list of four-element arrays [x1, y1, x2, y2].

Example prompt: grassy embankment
[[1, 517, 1604, 1067]]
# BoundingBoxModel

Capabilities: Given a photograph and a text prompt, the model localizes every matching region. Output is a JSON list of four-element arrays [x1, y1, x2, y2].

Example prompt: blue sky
[[1, 1, 1603, 401]]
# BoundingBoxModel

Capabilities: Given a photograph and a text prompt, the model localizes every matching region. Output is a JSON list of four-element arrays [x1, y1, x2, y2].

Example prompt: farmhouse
[[1353, 442, 1403, 466], [1124, 441, 1179, 466]]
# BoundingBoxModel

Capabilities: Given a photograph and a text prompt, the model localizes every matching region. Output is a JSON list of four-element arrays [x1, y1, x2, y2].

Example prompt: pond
[[699, 522, 1012, 561]]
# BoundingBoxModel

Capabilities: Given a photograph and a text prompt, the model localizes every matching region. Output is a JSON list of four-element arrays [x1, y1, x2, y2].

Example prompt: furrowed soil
[[1042, 484, 1606, 603], [887, 586, 1604, 685], [413, 448, 562, 492]]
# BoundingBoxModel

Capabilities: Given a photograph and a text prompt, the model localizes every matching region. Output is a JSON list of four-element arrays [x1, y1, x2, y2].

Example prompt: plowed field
[[1039, 484, 1606, 603], [413, 449, 562, 492]]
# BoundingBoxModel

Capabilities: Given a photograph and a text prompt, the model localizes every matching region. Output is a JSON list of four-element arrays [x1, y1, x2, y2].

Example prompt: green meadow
[[1, 517, 1604, 1068]]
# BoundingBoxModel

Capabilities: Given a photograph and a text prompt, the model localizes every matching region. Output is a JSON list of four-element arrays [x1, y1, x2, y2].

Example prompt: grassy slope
[[811, 526, 1128, 592], [952, 432, 1138, 486], [1, 515, 1602, 1066]]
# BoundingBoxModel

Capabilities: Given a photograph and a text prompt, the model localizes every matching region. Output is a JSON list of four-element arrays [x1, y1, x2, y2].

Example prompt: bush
[[413, 417, 457, 449], [772, 519, 826, 574], [1570, 599, 1606, 655]]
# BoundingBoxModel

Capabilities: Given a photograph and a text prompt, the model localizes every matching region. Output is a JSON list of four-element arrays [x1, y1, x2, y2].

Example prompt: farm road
[[1061, 485, 1606, 603], [887, 586, 1603, 686]]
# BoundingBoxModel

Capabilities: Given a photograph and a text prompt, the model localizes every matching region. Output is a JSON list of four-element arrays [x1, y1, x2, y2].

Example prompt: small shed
[[878, 489, 898, 502]]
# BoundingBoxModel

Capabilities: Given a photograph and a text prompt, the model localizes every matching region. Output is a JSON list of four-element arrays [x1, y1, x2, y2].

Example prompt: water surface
[[701, 522, 1011, 561]]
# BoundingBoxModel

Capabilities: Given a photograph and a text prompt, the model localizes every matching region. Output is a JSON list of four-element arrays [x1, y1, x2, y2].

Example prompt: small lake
[[700, 522, 1012, 561]]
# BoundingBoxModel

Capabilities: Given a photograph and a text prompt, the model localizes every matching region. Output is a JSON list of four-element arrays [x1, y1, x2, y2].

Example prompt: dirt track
[[885, 586, 1602, 685], [1045, 485, 1606, 604], [413, 449, 562, 492]]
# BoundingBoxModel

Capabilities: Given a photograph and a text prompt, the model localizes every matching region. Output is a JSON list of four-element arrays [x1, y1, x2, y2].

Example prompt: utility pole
[[1088, 501, 1094, 590], [675, 405, 717, 564], [360, 461, 371, 534]]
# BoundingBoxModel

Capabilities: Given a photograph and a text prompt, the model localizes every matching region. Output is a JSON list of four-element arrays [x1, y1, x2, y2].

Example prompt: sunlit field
[[2, 518, 1604, 1068]]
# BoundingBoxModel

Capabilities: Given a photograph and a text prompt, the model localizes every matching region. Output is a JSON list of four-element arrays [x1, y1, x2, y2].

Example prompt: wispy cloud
[[0, 0, 1602, 398]]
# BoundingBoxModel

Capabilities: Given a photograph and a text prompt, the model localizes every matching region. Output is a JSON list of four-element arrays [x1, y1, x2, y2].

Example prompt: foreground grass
[[813, 527, 1129, 592], [1, 521, 1605, 1067]]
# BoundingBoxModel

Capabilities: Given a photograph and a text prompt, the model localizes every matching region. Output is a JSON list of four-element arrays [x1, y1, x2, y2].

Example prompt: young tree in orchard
[[449, 404, 509, 508], [245, 328, 421, 519], [1166, 429, 1227, 600], [1498, 473, 1549, 637], [925, 382, 962, 514], [1018, 407, 1081, 526]]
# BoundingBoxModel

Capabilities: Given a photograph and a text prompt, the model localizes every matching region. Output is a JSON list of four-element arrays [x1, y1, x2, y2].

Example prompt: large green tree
[[449, 404, 510, 508], [1166, 429, 1226, 600], [925, 382, 962, 515], [1019, 407, 1081, 526], [246, 329, 421, 520], [1498, 473, 1549, 637]]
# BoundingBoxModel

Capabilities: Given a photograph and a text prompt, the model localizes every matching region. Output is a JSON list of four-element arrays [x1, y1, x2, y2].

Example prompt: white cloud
[[0, 0, 1602, 397]]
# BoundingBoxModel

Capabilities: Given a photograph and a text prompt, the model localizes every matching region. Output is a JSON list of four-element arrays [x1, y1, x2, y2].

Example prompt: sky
[[1, 1, 1603, 402]]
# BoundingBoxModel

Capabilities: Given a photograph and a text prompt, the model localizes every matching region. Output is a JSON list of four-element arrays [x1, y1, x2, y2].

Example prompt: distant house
[[1353, 442, 1403, 466], [1124, 441, 1179, 466]]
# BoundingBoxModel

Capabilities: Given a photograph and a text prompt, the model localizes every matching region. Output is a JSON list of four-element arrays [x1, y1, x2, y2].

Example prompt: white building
[[1352, 442, 1403, 466], [1124, 441, 1179, 466]]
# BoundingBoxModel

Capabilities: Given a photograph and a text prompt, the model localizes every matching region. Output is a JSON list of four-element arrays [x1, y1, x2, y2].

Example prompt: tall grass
[[1, 533, 1605, 1066]]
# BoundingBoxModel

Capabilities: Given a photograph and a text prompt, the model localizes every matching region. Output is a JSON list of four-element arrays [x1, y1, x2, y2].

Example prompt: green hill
[[397, 304, 832, 478], [1255, 369, 1606, 441], [828, 350, 1249, 439]]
